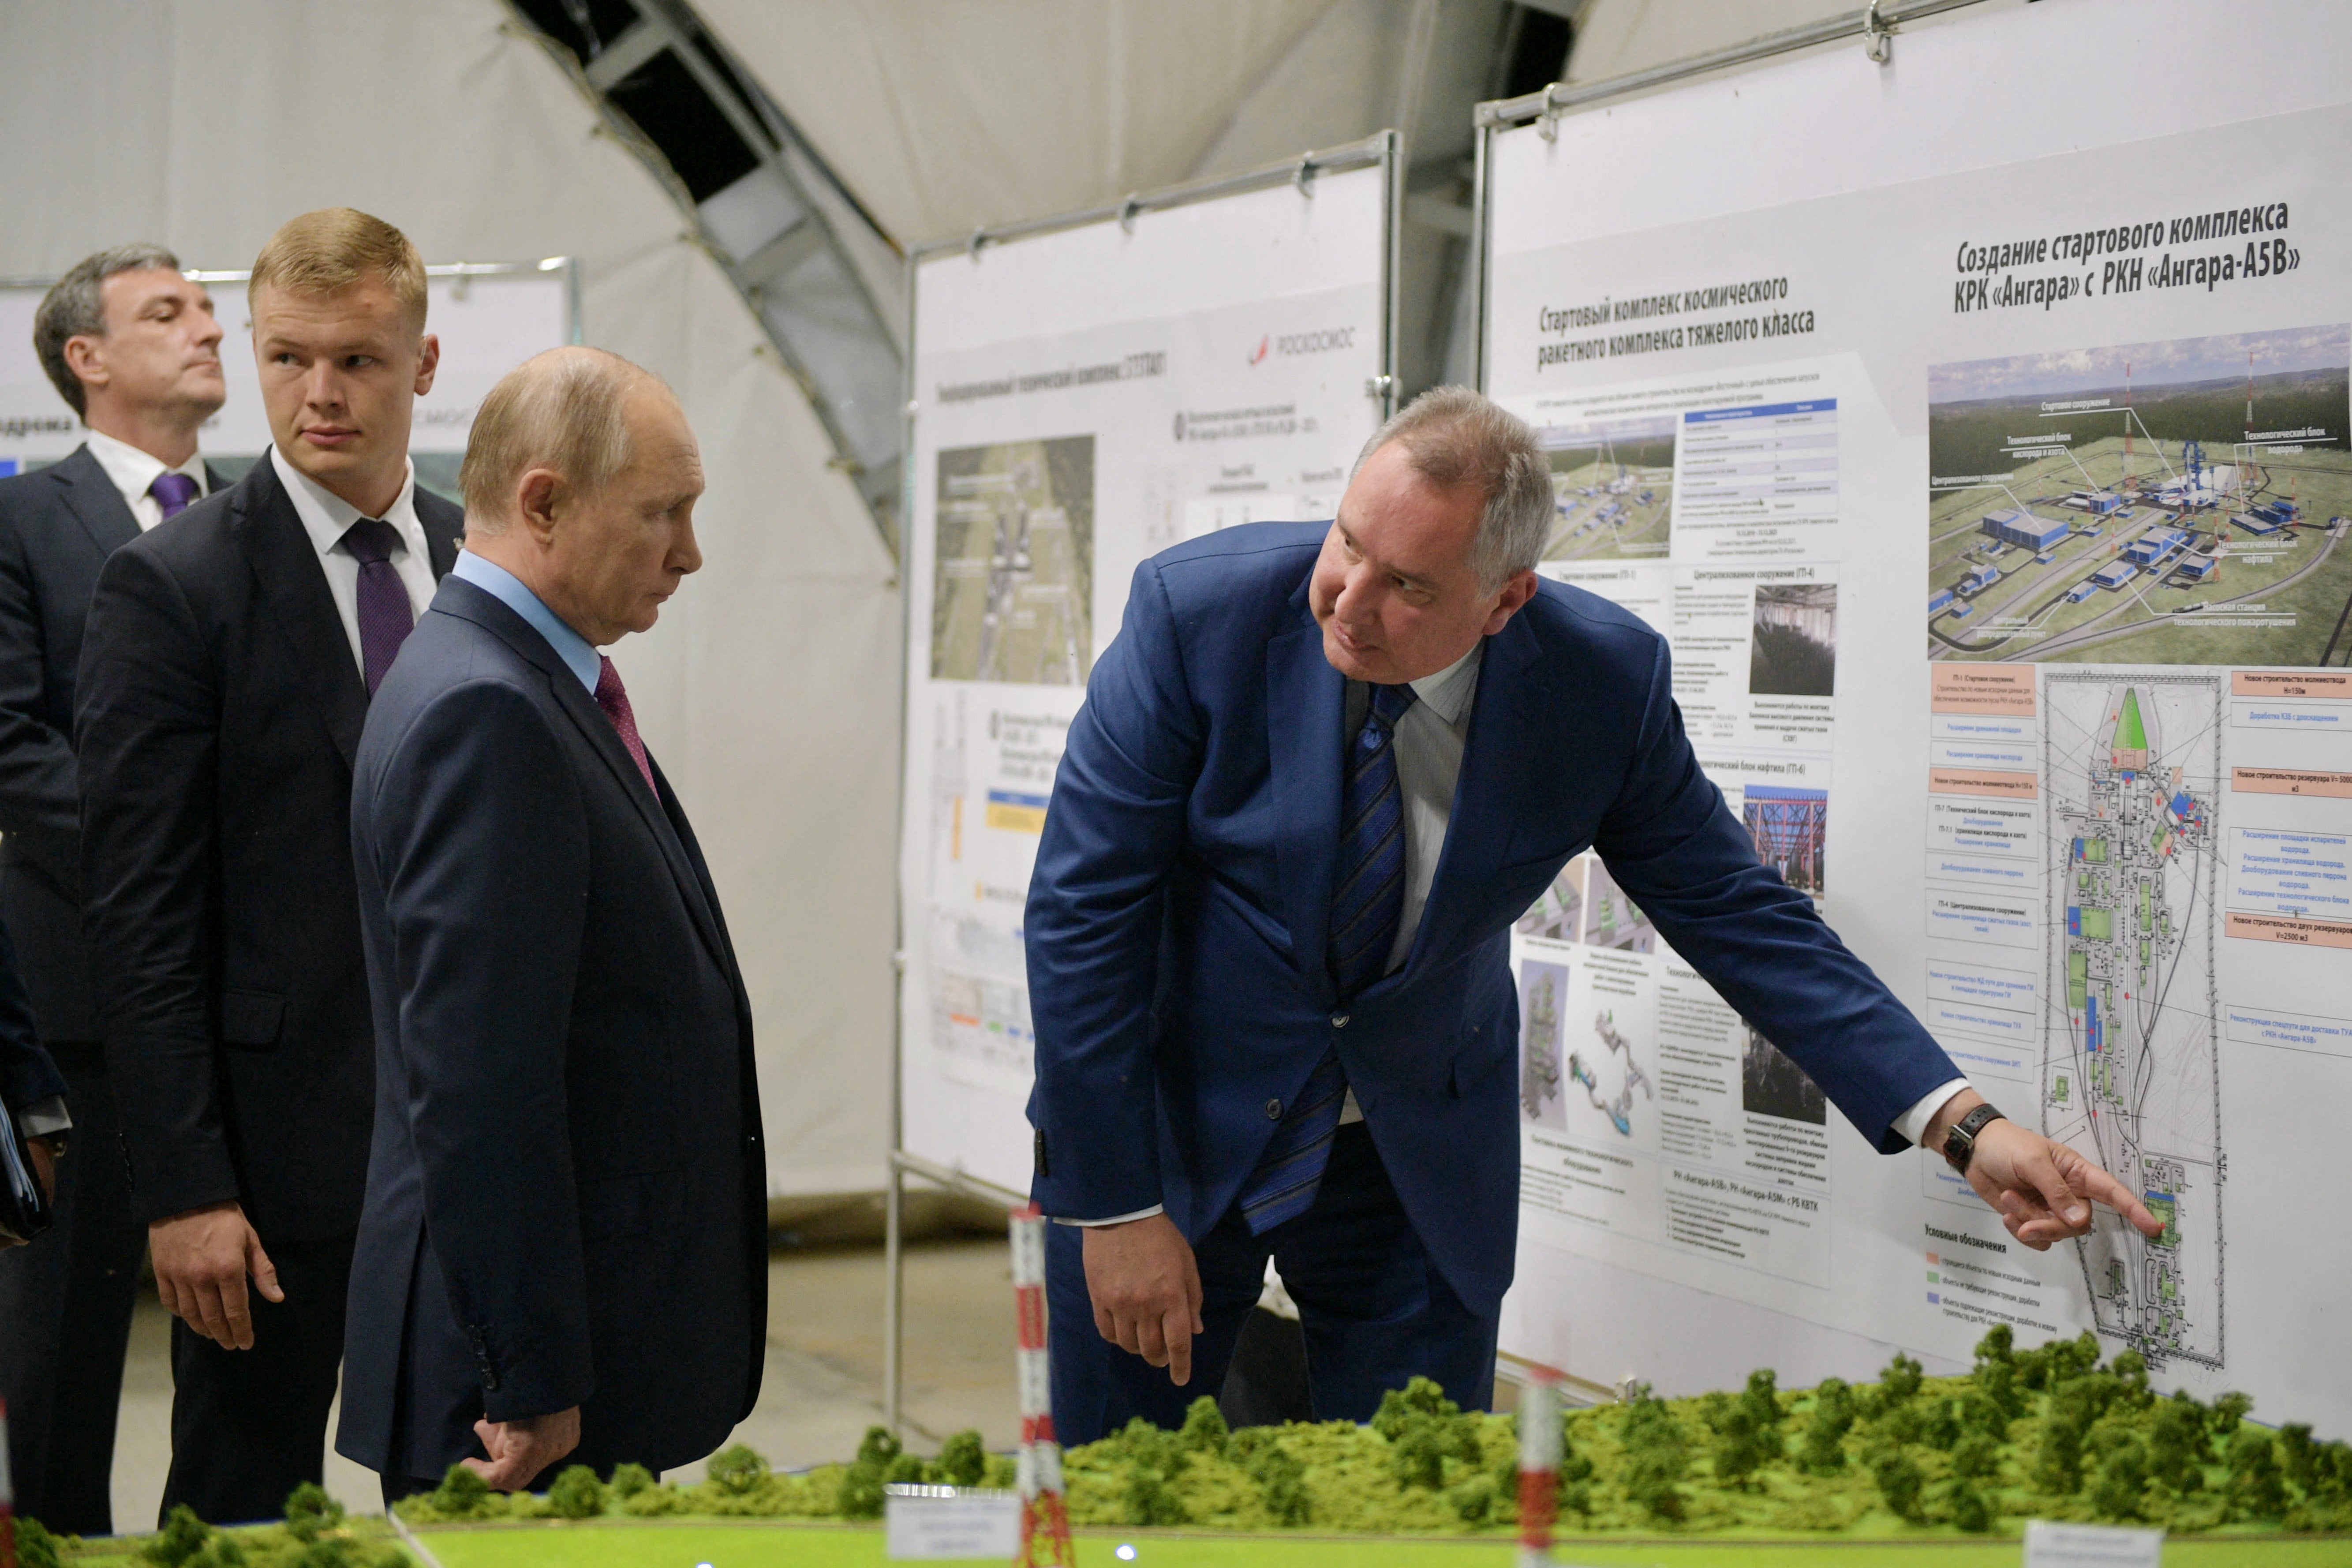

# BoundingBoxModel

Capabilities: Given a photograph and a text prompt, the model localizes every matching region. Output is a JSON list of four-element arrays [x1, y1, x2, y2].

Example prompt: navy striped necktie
[[1238, 681, 1416, 1235]]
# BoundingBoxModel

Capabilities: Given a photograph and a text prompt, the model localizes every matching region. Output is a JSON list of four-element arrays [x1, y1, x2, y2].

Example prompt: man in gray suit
[[0, 245, 228, 1534]]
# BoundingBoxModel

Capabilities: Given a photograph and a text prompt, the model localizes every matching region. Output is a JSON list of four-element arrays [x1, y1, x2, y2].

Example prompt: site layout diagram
[[931, 436, 1096, 685], [1927, 327, 2352, 667], [2043, 672, 2225, 1368]]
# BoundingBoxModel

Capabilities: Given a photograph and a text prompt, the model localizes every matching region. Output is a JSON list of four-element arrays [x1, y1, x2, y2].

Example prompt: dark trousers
[[1046, 1121, 1498, 1445], [161, 1229, 354, 1526], [0, 1044, 144, 1535]]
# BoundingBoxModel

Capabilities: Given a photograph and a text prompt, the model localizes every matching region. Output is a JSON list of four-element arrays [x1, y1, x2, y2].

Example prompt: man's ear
[[1482, 568, 1541, 635], [515, 467, 565, 544], [413, 333, 441, 398], [62, 335, 109, 395]]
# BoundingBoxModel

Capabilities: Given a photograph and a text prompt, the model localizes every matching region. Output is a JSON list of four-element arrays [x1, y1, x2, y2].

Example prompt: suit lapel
[[1265, 585, 1345, 1006], [437, 578, 736, 975], [1380, 614, 1542, 988], [49, 446, 141, 561], [232, 458, 367, 767], [417, 490, 463, 580]]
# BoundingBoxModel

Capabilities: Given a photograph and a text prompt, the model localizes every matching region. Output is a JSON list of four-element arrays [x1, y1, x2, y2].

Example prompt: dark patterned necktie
[[1237, 681, 1417, 1235], [339, 517, 414, 695], [149, 471, 199, 520], [595, 656, 659, 797]]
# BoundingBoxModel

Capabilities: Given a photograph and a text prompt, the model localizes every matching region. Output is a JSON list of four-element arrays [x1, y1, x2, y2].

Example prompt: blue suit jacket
[[336, 577, 764, 1478], [1025, 522, 1957, 1317]]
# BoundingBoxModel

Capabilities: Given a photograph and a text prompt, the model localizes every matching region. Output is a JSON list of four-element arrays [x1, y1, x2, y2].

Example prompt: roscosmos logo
[[1249, 326, 1355, 364]]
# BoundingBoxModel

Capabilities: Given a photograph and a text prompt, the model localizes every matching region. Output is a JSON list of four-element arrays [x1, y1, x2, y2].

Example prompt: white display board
[[0, 262, 578, 495], [1483, 0, 2352, 1436], [897, 144, 1398, 1198]]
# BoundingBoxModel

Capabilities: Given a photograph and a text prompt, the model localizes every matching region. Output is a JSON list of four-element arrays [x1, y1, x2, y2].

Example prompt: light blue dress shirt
[[451, 550, 601, 693]]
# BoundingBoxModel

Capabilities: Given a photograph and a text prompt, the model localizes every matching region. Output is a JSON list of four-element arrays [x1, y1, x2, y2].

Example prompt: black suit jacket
[[335, 576, 764, 1478], [0, 445, 230, 1043], [74, 455, 460, 1239]]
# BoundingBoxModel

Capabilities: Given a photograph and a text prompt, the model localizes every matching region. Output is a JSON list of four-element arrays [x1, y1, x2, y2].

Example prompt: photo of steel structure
[[1743, 784, 1826, 897], [1740, 1022, 1827, 1126], [1926, 325, 2352, 666], [1748, 581, 1837, 696]]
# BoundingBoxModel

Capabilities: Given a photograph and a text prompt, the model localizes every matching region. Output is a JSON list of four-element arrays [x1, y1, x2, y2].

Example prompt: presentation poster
[[1484, 0, 2351, 1433], [0, 266, 575, 494], [900, 154, 1395, 1195]]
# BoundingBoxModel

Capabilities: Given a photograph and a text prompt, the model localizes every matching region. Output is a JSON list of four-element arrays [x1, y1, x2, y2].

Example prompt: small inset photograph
[[1741, 1022, 1827, 1125], [1749, 582, 1838, 696], [1744, 785, 1827, 898], [1518, 958, 1569, 1129], [1515, 855, 1586, 943], [1580, 859, 1656, 953], [1535, 414, 1675, 562]]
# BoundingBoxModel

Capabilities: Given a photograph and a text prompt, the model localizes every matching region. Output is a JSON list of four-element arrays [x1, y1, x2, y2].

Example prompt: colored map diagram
[[2043, 672, 2224, 1368], [1537, 415, 1675, 561], [932, 436, 1095, 684]]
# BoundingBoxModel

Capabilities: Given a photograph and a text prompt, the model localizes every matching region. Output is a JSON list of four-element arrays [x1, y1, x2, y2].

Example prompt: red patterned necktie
[[595, 655, 659, 797]]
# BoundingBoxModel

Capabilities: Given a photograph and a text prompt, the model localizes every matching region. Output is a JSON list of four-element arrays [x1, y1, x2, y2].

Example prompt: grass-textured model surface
[[383, 1328, 2350, 1542], [35, 1485, 403, 1568]]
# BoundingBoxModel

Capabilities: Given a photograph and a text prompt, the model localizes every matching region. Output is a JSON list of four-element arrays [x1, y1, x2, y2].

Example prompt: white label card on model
[[2023, 1519, 2164, 1568], [883, 1489, 1023, 1560]]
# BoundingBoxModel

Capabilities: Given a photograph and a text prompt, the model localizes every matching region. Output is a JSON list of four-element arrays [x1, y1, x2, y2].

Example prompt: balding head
[[460, 346, 704, 645], [462, 346, 669, 531]]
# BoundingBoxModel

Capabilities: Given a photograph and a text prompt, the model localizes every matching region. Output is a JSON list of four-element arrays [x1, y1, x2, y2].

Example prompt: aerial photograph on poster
[[931, 435, 1096, 684], [1926, 325, 2352, 666], [1536, 412, 1675, 561]]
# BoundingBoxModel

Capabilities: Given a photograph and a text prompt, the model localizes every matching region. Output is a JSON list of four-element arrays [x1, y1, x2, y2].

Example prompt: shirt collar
[[84, 428, 206, 511], [268, 445, 421, 564], [450, 549, 602, 693], [1408, 639, 1484, 727]]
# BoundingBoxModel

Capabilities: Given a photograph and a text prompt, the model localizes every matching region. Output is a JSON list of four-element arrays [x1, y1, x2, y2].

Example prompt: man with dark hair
[[0, 244, 227, 1535], [75, 210, 461, 1523]]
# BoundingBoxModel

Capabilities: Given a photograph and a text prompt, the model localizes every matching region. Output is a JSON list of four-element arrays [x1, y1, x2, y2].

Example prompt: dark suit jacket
[[336, 576, 765, 1479], [0, 445, 230, 1043], [74, 455, 460, 1239], [1025, 522, 1959, 1317], [0, 918, 63, 1116]]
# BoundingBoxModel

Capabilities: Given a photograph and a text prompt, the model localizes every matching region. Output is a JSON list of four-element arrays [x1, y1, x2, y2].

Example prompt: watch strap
[[1943, 1102, 2004, 1173]]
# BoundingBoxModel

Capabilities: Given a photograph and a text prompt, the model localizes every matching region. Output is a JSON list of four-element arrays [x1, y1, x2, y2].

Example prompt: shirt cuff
[[14, 1096, 71, 1139], [1052, 1204, 1166, 1227], [1894, 1078, 1973, 1149]]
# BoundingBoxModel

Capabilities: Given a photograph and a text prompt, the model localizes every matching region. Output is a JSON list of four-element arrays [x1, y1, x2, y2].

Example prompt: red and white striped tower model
[[1009, 1206, 1074, 1567], [1516, 1367, 1563, 1568]]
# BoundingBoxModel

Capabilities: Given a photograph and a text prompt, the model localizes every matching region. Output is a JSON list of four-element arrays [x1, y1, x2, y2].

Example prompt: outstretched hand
[[1081, 1212, 1205, 1386], [1931, 1090, 2162, 1250]]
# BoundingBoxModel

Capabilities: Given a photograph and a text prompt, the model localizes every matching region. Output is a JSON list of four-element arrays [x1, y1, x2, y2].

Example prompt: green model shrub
[[546, 1464, 608, 1519]]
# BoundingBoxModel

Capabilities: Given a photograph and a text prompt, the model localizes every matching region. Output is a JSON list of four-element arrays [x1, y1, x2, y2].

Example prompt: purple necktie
[[149, 471, 199, 520], [339, 517, 414, 696], [595, 656, 660, 798]]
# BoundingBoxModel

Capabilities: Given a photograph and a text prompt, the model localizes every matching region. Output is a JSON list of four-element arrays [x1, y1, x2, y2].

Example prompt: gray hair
[[460, 346, 664, 531], [33, 244, 185, 418], [1354, 385, 1552, 591]]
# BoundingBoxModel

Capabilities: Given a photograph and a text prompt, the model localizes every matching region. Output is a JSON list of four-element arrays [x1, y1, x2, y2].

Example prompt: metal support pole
[[883, 1154, 906, 1436]]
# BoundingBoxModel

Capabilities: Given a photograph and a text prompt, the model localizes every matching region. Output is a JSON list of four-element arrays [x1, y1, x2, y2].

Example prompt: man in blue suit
[[336, 347, 764, 1496], [1026, 387, 2157, 1440]]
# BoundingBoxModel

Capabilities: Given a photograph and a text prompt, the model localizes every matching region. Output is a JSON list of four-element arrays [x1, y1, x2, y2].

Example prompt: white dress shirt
[[84, 428, 209, 531], [267, 447, 439, 677], [1062, 632, 1969, 1224]]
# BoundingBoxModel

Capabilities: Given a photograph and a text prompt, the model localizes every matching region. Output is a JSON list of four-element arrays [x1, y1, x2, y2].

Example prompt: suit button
[[1331, 1012, 1350, 1029], [1265, 1098, 1283, 1120], [481, 1369, 500, 1391]]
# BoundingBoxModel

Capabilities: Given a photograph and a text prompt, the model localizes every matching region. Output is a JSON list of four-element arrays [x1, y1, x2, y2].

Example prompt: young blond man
[[75, 209, 464, 1523]]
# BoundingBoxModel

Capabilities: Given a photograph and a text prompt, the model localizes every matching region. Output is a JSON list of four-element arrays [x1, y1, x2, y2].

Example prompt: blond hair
[[247, 208, 427, 334], [461, 347, 664, 530]]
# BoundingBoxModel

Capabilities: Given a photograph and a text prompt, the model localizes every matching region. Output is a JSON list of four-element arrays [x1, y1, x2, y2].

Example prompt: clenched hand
[[467, 1407, 582, 1491]]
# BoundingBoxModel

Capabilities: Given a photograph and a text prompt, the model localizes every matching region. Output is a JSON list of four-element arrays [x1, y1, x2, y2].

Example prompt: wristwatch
[[1940, 1103, 2004, 1175]]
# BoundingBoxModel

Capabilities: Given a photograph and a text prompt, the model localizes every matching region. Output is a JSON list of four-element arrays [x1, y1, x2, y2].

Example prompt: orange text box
[[1929, 767, 2039, 799], [2232, 767, 2352, 799], [2226, 912, 2352, 949], [1931, 665, 2037, 717], [2233, 669, 2352, 699]]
